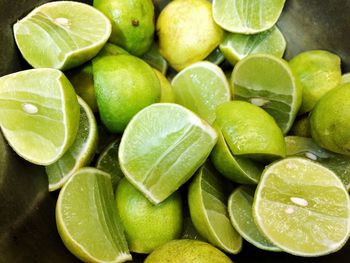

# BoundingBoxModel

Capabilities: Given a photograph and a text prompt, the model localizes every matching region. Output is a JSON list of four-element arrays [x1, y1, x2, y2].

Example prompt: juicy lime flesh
[[254, 158, 350, 256]]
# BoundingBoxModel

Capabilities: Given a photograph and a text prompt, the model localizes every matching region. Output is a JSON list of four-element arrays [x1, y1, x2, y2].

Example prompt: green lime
[[232, 54, 302, 134], [153, 69, 175, 103], [289, 114, 311, 137], [342, 73, 350, 84], [212, 0, 286, 34], [253, 157, 350, 256], [46, 97, 98, 191], [13, 1, 111, 70], [142, 43, 168, 75], [181, 216, 205, 241], [171, 61, 231, 124], [97, 43, 129, 57], [119, 103, 217, 204], [0, 68, 79, 165], [206, 48, 225, 65], [56, 167, 131, 263], [188, 164, 242, 254]]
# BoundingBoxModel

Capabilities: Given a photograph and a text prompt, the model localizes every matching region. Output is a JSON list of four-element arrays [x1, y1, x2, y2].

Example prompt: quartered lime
[[153, 69, 175, 103], [56, 167, 131, 263], [142, 43, 168, 75], [13, 1, 111, 70], [0, 68, 79, 165], [232, 54, 302, 134], [253, 157, 350, 256], [119, 103, 217, 204], [342, 73, 350, 84]]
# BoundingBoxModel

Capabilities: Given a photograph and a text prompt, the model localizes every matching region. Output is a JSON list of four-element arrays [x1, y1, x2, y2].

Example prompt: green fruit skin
[[93, 54, 161, 133], [94, 0, 155, 56], [115, 178, 183, 254]]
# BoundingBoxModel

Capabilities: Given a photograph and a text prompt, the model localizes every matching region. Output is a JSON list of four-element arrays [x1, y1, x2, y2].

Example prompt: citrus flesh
[[342, 73, 350, 84], [206, 48, 225, 65]]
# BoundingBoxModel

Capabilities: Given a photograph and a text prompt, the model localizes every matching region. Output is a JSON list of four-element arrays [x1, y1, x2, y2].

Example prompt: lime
[[144, 239, 233, 263], [157, 0, 224, 71], [206, 48, 225, 65], [228, 186, 281, 251], [253, 157, 350, 256], [56, 167, 131, 263], [181, 216, 205, 241], [119, 103, 217, 204], [0, 68, 79, 165], [188, 164, 242, 254], [98, 43, 129, 57], [13, 1, 111, 70], [142, 43, 168, 75], [220, 26, 286, 66], [153, 69, 175, 103], [232, 54, 302, 134], [289, 50, 342, 114], [342, 73, 350, 84], [93, 54, 161, 133], [289, 114, 311, 137], [46, 97, 98, 191], [212, 0, 286, 34]]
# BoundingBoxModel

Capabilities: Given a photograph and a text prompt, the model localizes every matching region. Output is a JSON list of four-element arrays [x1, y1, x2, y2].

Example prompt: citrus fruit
[[142, 43, 168, 75], [212, 0, 286, 34], [13, 1, 111, 70], [289, 114, 311, 137], [97, 43, 129, 57], [232, 54, 302, 134], [181, 216, 205, 241], [92, 54, 161, 133], [157, 0, 224, 71], [46, 97, 98, 191], [206, 48, 225, 65], [119, 103, 217, 204], [342, 73, 350, 84], [253, 157, 350, 256], [0, 68, 79, 165], [153, 69, 175, 103], [56, 167, 131, 263], [188, 164, 242, 254], [171, 61, 231, 124]]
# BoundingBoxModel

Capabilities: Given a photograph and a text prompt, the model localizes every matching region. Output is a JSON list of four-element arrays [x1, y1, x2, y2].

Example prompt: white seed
[[250, 98, 270, 107], [305, 152, 317, 161], [55, 17, 70, 27], [285, 207, 295, 214], [22, 103, 38, 114], [290, 197, 308, 207]]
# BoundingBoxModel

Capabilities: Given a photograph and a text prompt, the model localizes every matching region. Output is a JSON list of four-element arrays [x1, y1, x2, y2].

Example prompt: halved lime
[[342, 73, 350, 84], [212, 0, 286, 34], [56, 167, 131, 263], [232, 54, 302, 134], [188, 164, 242, 254], [13, 1, 111, 70], [46, 97, 98, 191], [0, 68, 79, 165], [171, 61, 231, 124], [119, 103, 217, 204], [253, 157, 350, 256], [142, 43, 168, 75], [153, 69, 175, 103]]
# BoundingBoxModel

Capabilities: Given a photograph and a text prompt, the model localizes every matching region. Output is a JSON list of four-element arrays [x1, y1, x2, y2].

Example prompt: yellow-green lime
[[97, 43, 129, 57], [253, 157, 350, 256], [206, 48, 225, 65], [213, 0, 286, 34], [142, 43, 168, 75], [13, 1, 111, 70], [188, 164, 242, 254], [153, 69, 175, 103], [115, 178, 183, 253], [119, 103, 218, 204], [46, 97, 98, 191], [0, 68, 79, 165], [342, 73, 350, 84], [232, 54, 302, 134], [56, 167, 131, 263], [289, 114, 311, 137]]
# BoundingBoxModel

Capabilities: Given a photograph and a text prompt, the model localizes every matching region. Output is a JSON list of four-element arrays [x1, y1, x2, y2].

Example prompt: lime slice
[[212, 0, 286, 34], [13, 1, 111, 70], [253, 157, 350, 256], [119, 103, 217, 204], [171, 61, 231, 124], [56, 167, 131, 263], [153, 69, 175, 103], [342, 73, 350, 84], [0, 68, 80, 165], [142, 43, 168, 75], [220, 26, 286, 66], [232, 54, 302, 134], [46, 97, 98, 191], [206, 48, 225, 65], [188, 164, 242, 254], [228, 186, 281, 251]]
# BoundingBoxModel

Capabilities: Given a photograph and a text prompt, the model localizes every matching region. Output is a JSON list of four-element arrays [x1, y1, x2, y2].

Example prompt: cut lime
[[153, 69, 175, 103], [232, 54, 302, 134], [253, 157, 350, 256], [13, 1, 111, 70], [119, 103, 217, 204], [342, 73, 350, 84], [46, 97, 98, 191], [171, 61, 231, 124], [206, 48, 225, 65], [0, 68, 79, 165], [142, 43, 168, 75], [56, 167, 131, 263], [212, 0, 286, 34], [188, 164, 242, 254]]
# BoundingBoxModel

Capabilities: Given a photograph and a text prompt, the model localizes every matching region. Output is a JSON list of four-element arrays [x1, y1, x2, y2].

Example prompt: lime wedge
[[342, 73, 350, 84], [56, 167, 131, 263], [142, 43, 168, 75], [206, 48, 225, 65], [46, 97, 98, 191], [0, 68, 80, 165], [188, 164, 242, 254], [171, 61, 231, 124], [153, 69, 175, 103], [253, 157, 350, 256], [232, 54, 302, 134], [119, 103, 218, 204], [212, 0, 286, 34], [228, 186, 281, 251], [13, 1, 111, 70]]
